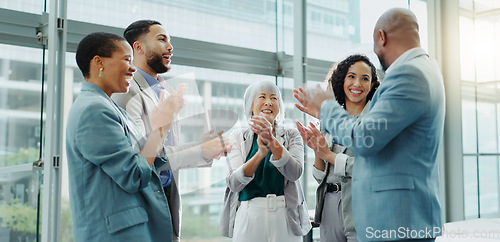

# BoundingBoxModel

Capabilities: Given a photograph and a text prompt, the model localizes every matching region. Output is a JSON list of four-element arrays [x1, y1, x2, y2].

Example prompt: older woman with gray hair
[[220, 80, 311, 242]]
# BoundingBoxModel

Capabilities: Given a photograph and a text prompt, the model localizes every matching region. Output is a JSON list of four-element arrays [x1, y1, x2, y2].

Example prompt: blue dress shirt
[[136, 68, 173, 187]]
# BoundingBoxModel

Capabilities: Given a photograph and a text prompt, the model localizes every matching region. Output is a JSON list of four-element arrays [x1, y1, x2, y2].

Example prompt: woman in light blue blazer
[[296, 54, 379, 242], [66, 32, 183, 242]]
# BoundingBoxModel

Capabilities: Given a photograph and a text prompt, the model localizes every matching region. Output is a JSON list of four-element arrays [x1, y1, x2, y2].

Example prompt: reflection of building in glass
[[0, 46, 43, 156]]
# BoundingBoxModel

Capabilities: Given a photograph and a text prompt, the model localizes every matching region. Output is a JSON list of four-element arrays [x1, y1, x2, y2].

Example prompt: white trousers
[[320, 192, 357, 242], [232, 195, 302, 242]]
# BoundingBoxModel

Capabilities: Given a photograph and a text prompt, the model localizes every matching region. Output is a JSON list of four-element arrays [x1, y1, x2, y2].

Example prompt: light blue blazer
[[66, 82, 173, 242], [320, 48, 445, 241]]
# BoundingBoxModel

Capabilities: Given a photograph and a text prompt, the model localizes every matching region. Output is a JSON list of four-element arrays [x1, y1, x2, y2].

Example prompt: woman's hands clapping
[[295, 121, 332, 161], [250, 113, 273, 150]]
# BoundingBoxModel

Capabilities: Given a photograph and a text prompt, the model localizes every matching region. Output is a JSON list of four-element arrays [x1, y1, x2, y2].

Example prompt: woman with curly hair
[[296, 54, 379, 242]]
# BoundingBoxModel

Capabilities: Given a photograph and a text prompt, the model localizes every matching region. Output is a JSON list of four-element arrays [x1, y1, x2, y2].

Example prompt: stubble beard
[[146, 50, 170, 74], [377, 54, 388, 72]]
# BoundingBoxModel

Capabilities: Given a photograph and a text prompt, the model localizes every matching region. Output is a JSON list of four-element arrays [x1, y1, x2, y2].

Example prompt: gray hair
[[243, 80, 285, 124]]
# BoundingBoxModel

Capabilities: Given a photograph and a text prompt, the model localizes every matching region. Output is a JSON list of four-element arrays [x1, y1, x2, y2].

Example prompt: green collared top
[[239, 135, 284, 201]]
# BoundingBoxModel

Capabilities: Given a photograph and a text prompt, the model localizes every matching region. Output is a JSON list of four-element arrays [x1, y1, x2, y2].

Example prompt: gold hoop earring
[[99, 68, 103, 78]]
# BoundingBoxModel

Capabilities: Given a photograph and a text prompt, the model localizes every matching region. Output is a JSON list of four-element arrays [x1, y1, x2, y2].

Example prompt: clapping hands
[[293, 84, 334, 119], [295, 121, 330, 160], [249, 113, 273, 150]]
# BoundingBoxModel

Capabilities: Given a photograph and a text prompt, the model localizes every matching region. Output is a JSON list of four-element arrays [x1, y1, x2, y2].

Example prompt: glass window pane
[[67, 0, 277, 51], [0, 44, 43, 167], [0, 168, 41, 242], [0, 0, 45, 14], [460, 16, 476, 82], [463, 156, 479, 219], [476, 84, 500, 154], [280, 0, 294, 54], [478, 156, 500, 218], [0, 43, 43, 242], [474, 18, 499, 83], [473, 0, 500, 12], [460, 0, 474, 11], [306, 0, 408, 66], [410, 0, 428, 52]]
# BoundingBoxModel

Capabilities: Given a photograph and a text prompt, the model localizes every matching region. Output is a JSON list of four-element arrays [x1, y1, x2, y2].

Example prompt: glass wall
[[460, 0, 500, 219], [1, 0, 434, 241], [67, 0, 278, 52], [0, 43, 44, 241]]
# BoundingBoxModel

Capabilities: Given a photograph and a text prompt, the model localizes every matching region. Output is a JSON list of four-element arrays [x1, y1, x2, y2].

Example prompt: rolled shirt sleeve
[[333, 153, 349, 177], [312, 164, 327, 184]]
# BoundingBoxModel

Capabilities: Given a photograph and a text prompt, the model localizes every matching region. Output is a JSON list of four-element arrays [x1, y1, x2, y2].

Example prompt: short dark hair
[[123, 20, 162, 46], [75, 32, 125, 78], [329, 54, 380, 108]]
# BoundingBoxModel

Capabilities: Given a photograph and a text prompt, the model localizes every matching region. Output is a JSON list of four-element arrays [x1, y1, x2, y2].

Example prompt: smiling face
[[143, 24, 173, 74], [343, 61, 373, 106], [251, 90, 279, 125], [99, 40, 135, 96]]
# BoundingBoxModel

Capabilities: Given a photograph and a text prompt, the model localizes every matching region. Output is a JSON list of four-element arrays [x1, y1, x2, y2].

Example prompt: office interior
[[0, 0, 499, 241]]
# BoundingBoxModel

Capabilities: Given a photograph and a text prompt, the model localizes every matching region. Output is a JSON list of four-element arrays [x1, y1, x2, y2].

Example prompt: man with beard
[[293, 8, 444, 241], [112, 20, 232, 242]]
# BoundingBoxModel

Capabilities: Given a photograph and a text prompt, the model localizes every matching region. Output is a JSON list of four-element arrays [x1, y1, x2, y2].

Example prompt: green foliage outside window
[[0, 147, 39, 167], [0, 199, 37, 236], [181, 204, 225, 240]]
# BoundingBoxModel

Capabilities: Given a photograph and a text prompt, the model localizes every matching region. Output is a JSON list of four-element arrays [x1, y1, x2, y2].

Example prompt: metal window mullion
[[293, 0, 308, 200], [41, 0, 67, 241]]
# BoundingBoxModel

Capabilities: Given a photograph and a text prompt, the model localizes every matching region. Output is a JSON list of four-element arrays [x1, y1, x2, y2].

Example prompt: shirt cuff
[[198, 145, 205, 161], [269, 148, 289, 167], [312, 164, 327, 181], [234, 165, 254, 185], [333, 153, 349, 176]]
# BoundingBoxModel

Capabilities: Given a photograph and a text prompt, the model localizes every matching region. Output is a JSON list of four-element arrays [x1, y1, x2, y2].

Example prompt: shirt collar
[[136, 68, 167, 99], [356, 100, 371, 118], [136, 68, 161, 87]]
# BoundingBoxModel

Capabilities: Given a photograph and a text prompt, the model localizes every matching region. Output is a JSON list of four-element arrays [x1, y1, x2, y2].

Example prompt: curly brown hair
[[328, 54, 380, 109]]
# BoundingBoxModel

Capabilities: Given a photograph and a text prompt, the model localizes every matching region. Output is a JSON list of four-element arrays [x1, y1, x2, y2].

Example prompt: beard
[[146, 50, 170, 74], [377, 54, 388, 72]]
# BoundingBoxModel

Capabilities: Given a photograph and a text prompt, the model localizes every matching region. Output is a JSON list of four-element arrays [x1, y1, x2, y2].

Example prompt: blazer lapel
[[242, 129, 253, 158], [133, 72, 158, 107], [274, 126, 286, 147]]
